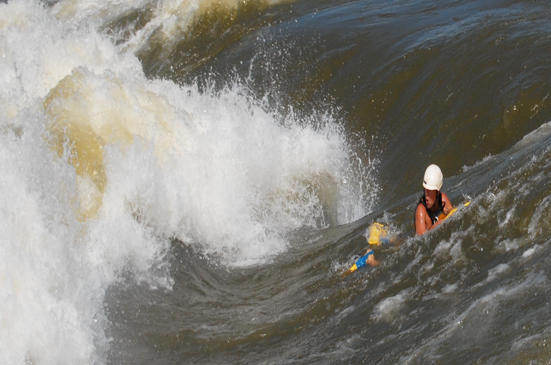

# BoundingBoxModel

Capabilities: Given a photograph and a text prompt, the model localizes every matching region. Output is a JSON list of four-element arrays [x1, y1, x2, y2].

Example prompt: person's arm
[[441, 192, 454, 215], [415, 203, 430, 235], [363, 249, 380, 266]]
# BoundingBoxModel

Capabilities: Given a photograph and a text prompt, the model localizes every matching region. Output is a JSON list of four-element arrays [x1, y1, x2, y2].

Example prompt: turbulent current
[[2, 0, 551, 364]]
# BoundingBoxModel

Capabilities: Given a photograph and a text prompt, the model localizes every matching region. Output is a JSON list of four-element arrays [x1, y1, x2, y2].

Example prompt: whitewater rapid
[[0, 1, 377, 363]]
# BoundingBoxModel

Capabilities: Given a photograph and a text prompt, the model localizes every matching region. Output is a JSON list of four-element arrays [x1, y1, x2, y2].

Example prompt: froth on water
[[0, 0, 377, 363]]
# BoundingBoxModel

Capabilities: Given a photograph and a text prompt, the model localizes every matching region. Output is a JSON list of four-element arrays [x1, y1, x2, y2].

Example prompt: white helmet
[[423, 164, 443, 191]]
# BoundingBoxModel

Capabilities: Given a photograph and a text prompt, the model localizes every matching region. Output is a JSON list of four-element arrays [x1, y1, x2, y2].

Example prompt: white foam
[[486, 263, 510, 282], [442, 283, 458, 294], [0, 115, 105, 364], [522, 247, 537, 258], [0, 0, 378, 363], [401, 272, 547, 364], [51, 0, 296, 53], [434, 233, 464, 262], [373, 292, 408, 323]]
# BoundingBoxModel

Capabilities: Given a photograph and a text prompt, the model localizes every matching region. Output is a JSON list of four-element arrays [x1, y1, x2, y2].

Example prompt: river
[[2, 0, 551, 363]]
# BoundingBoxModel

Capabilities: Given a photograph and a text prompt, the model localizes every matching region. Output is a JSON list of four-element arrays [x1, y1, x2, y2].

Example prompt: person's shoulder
[[440, 192, 454, 211], [415, 201, 427, 215]]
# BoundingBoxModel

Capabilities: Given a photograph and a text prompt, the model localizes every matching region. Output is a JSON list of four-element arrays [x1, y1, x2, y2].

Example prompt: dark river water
[[2, 0, 551, 364]]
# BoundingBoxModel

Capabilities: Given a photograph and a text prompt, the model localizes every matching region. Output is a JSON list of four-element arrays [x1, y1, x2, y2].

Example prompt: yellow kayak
[[445, 201, 470, 218]]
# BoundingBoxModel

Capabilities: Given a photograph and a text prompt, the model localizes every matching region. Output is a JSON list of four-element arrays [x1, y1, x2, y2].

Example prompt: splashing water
[[0, 0, 378, 363]]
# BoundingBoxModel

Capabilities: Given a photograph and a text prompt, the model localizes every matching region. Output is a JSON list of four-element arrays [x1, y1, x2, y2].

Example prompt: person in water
[[348, 222, 398, 272], [346, 164, 454, 274], [415, 164, 454, 235]]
